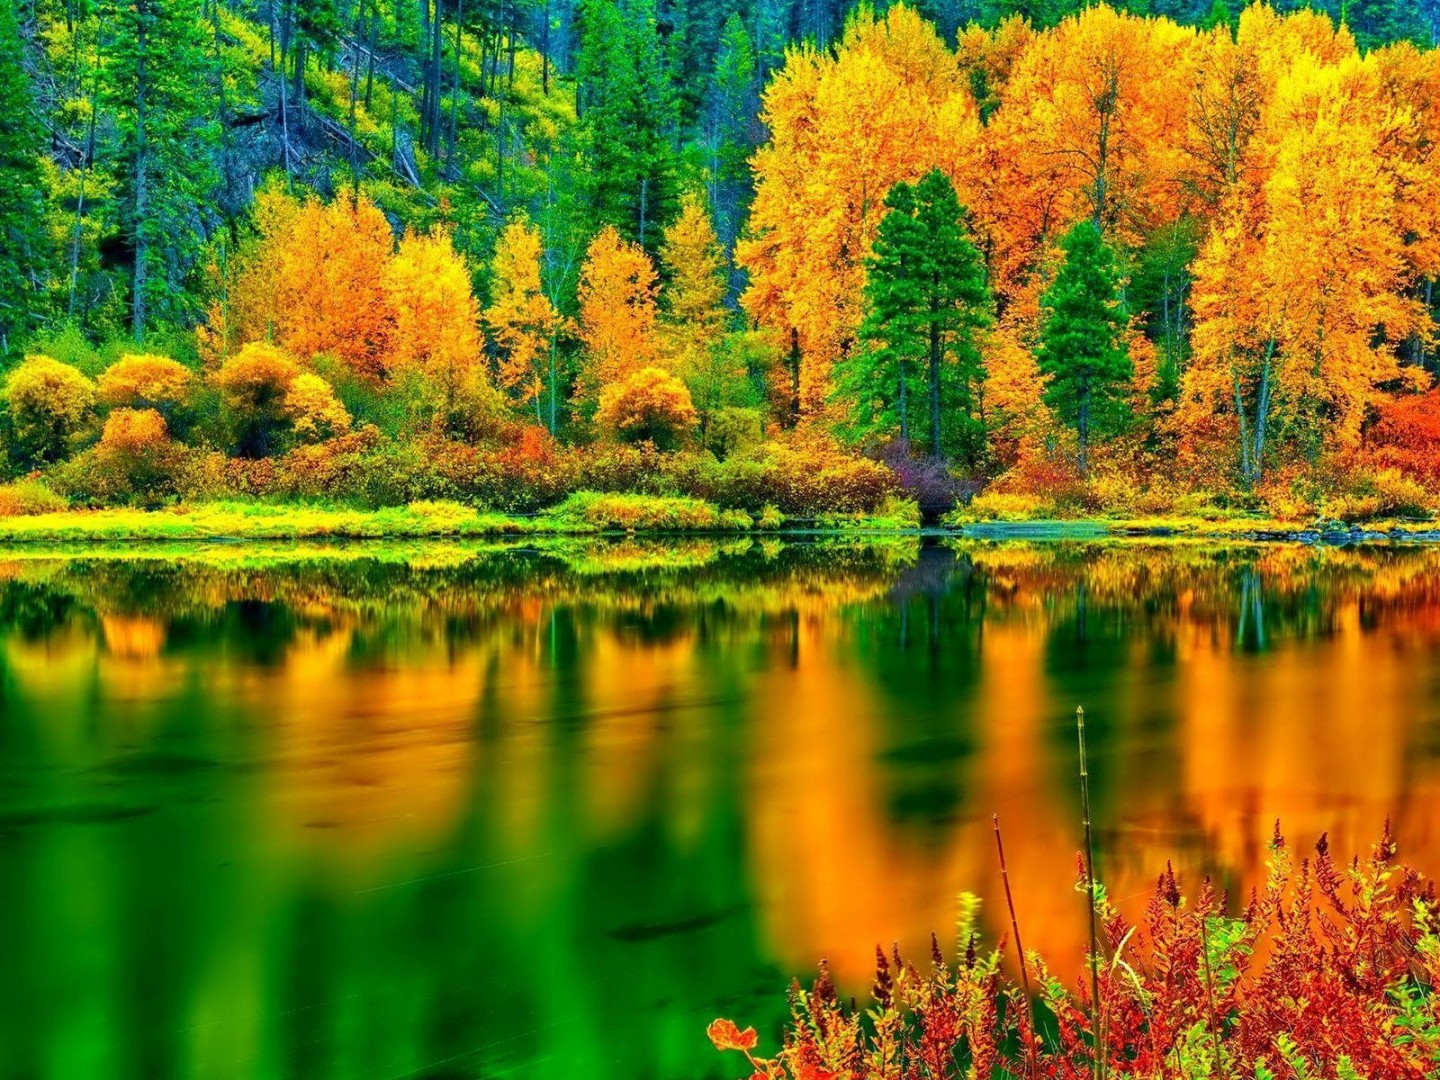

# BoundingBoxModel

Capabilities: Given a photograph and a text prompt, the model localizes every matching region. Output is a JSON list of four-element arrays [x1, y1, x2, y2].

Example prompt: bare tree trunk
[[448, 0, 462, 163], [69, 17, 103, 318], [541, 0, 550, 94], [348, 0, 365, 184], [131, 1, 150, 340], [363, 10, 376, 109], [898, 357, 908, 443]]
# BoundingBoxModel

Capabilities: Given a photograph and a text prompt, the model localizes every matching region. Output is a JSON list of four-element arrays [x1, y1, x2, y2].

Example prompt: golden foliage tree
[[738, 4, 983, 419], [484, 213, 566, 428], [576, 226, 661, 412], [208, 189, 396, 379], [1182, 50, 1429, 483]]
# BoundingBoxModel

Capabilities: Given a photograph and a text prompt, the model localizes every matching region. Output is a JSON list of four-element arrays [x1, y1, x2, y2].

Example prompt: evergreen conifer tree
[[104, 0, 220, 338], [0, 0, 49, 353], [842, 169, 991, 464], [1037, 220, 1132, 476]]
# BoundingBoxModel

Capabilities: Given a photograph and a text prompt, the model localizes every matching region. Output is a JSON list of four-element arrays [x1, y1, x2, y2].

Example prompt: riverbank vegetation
[[4, 0, 1440, 529], [710, 826, 1440, 1079]]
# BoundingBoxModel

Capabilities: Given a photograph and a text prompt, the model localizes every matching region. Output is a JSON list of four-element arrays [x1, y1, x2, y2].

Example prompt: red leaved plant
[[711, 823, 1440, 1079]]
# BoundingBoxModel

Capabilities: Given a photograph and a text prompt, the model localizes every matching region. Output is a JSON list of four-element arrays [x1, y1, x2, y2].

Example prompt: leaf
[[707, 1017, 759, 1053]]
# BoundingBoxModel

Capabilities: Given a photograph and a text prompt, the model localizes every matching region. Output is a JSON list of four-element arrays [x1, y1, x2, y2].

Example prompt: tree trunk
[[1250, 344, 1273, 483], [928, 302, 942, 458], [1076, 389, 1090, 478], [898, 357, 908, 443], [69, 24, 102, 318], [541, 0, 550, 94], [131, 2, 150, 340], [788, 328, 801, 426], [448, 0, 462, 162]]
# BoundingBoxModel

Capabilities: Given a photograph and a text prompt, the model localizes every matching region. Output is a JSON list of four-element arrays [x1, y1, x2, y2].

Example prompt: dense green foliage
[[843, 170, 991, 464], [1036, 221, 1132, 475]]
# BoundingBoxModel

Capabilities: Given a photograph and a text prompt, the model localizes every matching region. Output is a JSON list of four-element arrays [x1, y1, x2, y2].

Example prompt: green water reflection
[[1, 537, 1440, 1079]]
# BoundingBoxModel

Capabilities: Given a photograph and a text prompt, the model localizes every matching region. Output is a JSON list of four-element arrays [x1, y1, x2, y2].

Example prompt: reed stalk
[[1076, 706, 1104, 1080], [993, 813, 1037, 1080]]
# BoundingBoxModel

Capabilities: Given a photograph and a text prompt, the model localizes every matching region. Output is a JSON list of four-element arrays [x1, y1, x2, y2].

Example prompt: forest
[[2, 0, 1440, 526]]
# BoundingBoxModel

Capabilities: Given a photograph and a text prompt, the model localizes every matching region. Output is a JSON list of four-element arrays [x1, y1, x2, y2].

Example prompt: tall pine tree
[[104, 0, 219, 338], [573, 0, 680, 248], [703, 13, 757, 278], [0, 0, 49, 353], [1037, 220, 1132, 476], [841, 170, 992, 464]]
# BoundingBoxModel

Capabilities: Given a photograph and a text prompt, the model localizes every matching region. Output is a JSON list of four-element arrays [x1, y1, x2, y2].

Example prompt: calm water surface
[[3, 537, 1440, 1079]]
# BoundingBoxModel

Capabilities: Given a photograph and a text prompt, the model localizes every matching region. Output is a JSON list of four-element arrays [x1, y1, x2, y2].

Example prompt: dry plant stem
[[1200, 913, 1228, 1080], [994, 813, 1037, 1080], [1076, 706, 1104, 1080]]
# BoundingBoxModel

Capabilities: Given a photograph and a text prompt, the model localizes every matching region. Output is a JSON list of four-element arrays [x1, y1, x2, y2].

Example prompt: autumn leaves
[[740, 3, 1440, 490]]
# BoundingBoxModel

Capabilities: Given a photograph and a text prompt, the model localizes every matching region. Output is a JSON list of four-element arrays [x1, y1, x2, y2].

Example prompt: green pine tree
[[103, 0, 221, 339], [574, 0, 680, 248], [1037, 220, 1132, 477], [0, 0, 49, 353], [704, 13, 757, 268], [841, 169, 992, 465], [1343, 0, 1428, 51]]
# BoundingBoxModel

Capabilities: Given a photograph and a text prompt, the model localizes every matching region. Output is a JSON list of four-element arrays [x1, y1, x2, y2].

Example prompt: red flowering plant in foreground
[[711, 824, 1440, 1079]]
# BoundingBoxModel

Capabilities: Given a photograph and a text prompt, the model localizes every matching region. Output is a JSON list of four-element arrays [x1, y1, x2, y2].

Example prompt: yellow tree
[[660, 192, 728, 355], [575, 225, 661, 414], [484, 213, 566, 430], [738, 4, 982, 420], [210, 189, 397, 380], [385, 225, 497, 433], [659, 192, 739, 437], [1182, 53, 1427, 483]]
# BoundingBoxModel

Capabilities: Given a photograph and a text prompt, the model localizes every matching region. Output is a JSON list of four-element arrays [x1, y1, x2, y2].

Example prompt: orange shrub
[[50, 407, 192, 506], [100, 407, 169, 451], [1368, 388, 1440, 482]]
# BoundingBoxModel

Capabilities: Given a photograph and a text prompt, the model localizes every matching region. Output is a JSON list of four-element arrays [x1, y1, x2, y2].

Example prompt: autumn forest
[[3, 0, 1440, 527]]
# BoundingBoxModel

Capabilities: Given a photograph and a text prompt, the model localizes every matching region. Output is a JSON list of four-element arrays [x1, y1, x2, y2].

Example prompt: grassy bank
[[951, 515, 1440, 542], [1, 498, 1438, 544], [0, 493, 923, 542]]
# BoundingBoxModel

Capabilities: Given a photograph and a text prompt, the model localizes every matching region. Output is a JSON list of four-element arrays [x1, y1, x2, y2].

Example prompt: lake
[[1, 536, 1439, 1079]]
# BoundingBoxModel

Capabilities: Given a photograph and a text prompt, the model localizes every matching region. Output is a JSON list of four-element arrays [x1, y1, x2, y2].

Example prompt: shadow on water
[[0, 536, 1439, 1077]]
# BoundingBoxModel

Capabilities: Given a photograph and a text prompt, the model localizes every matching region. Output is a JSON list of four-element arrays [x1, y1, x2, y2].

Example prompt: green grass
[[0, 500, 540, 542], [3, 496, 1434, 545], [547, 492, 755, 532]]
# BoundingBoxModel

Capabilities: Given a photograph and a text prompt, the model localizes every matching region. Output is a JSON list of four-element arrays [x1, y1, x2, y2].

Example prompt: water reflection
[[2, 537, 1440, 1079]]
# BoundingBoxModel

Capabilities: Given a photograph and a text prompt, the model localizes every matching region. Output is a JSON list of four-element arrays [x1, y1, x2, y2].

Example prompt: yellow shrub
[[965, 491, 1054, 521], [285, 372, 351, 443], [595, 367, 699, 449], [0, 479, 66, 516], [3, 355, 97, 464], [98, 354, 195, 411]]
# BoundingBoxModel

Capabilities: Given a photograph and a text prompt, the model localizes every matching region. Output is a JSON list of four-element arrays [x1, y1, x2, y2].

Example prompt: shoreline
[[0, 503, 1438, 545]]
